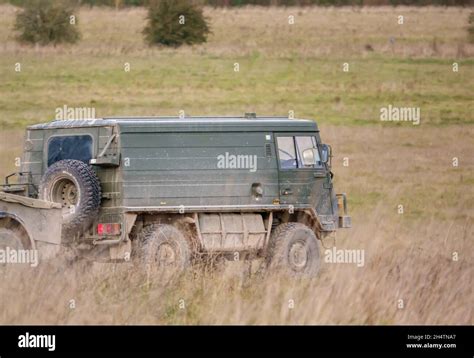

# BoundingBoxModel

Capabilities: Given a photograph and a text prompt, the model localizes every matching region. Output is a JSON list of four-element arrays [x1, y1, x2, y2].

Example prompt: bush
[[6, 0, 473, 6], [143, 0, 210, 47], [80, 0, 147, 7], [468, 12, 474, 44], [14, 0, 80, 45]]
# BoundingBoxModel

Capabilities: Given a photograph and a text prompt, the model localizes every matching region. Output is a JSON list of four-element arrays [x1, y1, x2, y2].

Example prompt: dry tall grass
[[1, 125, 472, 325], [0, 211, 471, 325]]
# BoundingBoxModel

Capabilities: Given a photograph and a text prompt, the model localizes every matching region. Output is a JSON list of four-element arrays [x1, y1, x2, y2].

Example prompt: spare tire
[[39, 159, 101, 241]]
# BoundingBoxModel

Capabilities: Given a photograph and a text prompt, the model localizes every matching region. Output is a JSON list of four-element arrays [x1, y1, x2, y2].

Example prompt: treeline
[[5, 0, 474, 7], [205, 0, 473, 5]]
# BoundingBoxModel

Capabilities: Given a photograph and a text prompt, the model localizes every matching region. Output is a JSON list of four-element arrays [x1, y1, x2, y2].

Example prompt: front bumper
[[336, 193, 352, 228]]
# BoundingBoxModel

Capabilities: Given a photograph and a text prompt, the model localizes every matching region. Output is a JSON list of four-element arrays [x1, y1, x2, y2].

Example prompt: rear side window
[[47, 135, 93, 167]]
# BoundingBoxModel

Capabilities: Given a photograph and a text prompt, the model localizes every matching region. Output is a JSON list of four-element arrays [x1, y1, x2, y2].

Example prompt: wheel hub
[[156, 243, 177, 266], [289, 241, 308, 269], [51, 178, 78, 215], [62, 183, 77, 205]]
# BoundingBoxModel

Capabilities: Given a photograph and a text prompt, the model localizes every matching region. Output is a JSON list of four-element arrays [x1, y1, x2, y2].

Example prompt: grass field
[[0, 6, 473, 129], [0, 5, 473, 324]]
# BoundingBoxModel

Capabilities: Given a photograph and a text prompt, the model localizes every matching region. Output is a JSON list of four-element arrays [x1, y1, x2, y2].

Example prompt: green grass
[[0, 6, 473, 128], [0, 55, 472, 128]]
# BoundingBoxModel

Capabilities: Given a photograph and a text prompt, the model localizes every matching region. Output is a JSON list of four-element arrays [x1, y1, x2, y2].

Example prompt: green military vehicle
[[0, 114, 350, 276]]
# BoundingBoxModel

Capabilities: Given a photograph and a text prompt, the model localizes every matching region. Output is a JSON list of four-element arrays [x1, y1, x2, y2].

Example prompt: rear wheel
[[266, 222, 321, 277], [138, 224, 192, 279]]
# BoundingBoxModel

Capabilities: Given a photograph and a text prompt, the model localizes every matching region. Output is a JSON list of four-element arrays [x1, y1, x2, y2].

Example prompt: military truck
[[0, 115, 350, 276]]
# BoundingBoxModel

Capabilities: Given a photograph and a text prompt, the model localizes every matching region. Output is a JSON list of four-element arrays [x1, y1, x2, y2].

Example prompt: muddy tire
[[266, 222, 321, 277], [139, 224, 192, 276], [39, 159, 101, 241]]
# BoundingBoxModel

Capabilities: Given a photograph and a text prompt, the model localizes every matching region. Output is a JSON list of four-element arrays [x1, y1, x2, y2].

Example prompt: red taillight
[[97, 223, 121, 236], [97, 223, 104, 235]]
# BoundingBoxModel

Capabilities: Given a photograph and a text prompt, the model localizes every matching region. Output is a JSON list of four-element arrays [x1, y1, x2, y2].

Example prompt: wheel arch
[[274, 208, 323, 240], [130, 212, 201, 251]]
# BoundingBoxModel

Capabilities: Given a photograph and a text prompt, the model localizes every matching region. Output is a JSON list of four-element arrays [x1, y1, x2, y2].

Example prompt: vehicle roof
[[27, 116, 319, 132]]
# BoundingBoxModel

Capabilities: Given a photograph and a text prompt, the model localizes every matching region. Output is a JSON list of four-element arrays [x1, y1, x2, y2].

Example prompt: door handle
[[282, 188, 293, 195]]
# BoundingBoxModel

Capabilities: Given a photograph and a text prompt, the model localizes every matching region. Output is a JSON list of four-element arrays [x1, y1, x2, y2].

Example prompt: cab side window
[[277, 135, 322, 169], [295, 136, 322, 168], [277, 136, 297, 169], [47, 135, 93, 167]]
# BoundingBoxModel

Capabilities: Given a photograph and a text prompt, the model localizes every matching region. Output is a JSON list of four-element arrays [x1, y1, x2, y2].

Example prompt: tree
[[143, 0, 210, 47], [468, 12, 474, 44], [14, 0, 80, 46]]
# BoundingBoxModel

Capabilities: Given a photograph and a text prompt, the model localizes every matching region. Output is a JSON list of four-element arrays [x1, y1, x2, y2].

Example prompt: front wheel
[[266, 223, 321, 277]]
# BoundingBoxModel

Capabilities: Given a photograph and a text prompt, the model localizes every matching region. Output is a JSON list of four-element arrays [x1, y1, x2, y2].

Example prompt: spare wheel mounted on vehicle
[[39, 159, 101, 241]]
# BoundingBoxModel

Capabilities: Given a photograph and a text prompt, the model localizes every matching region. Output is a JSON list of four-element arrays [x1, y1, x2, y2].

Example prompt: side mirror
[[302, 148, 317, 167], [321, 144, 331, 164]]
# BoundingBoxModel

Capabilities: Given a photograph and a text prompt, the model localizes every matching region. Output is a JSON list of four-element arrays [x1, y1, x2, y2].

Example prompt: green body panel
[[120, 131, 279, 207]]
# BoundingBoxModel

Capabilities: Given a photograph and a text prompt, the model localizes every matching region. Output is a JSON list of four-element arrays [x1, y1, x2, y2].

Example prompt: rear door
[[275, 134, 326, 207]]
